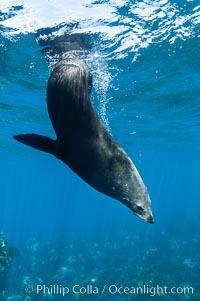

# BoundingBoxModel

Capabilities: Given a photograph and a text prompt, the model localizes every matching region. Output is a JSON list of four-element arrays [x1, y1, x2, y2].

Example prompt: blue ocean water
[[0, 0, 200, 300]]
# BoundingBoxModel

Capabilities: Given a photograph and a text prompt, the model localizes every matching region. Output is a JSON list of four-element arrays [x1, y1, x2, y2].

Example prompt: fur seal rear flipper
[[14, 59, 154, 223]]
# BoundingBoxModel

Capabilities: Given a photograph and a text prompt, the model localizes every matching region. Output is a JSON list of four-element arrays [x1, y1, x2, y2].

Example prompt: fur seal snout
[[14, 58, 154, 223]]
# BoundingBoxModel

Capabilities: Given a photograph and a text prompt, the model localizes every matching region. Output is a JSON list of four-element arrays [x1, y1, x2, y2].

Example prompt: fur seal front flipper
[[14, 59, 154, 224], [13, 134, 64, 160], [14, 134, 55, 154]]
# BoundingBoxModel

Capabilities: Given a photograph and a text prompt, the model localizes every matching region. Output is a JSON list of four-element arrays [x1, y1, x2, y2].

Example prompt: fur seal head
[[14, 58, 154, 223]]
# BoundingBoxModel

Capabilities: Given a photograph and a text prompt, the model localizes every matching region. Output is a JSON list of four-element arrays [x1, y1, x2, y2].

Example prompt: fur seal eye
[[137, 206, 144, 212]]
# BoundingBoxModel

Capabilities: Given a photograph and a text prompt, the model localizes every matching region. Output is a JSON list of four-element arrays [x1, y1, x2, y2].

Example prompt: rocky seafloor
[[0, 225, 199, 301]]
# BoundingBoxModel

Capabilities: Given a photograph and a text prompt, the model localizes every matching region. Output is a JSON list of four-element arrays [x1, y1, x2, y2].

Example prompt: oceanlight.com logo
[[24, 283, 194, 297]]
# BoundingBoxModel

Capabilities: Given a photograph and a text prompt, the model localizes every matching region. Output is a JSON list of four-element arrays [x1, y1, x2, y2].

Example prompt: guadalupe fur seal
[[14, 59, 154, 223]]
